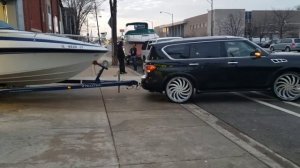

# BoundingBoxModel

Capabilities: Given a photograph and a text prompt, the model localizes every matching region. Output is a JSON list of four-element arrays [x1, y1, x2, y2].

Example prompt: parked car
[[141, 36, 300, 103], [251, 37, 268, 47], [141, 37, 182, 62], [270, 38, 300, 52], [261, 39, 280, 48]]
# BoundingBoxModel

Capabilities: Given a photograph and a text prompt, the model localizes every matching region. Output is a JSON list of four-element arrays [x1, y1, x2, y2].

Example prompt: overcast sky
[[83, 0, 300, 38]]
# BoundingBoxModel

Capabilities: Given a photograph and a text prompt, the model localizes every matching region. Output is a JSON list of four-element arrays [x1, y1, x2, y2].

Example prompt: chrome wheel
[[273, 73, 300, 101], [165, 77, 193, 103]]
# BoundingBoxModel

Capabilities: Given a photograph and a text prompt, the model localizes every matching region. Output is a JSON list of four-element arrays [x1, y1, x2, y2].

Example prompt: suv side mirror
[[250, 50, 262, 59]]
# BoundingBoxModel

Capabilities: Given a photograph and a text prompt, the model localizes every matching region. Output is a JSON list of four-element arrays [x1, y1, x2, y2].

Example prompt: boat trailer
[[0, 61, 139, 94]]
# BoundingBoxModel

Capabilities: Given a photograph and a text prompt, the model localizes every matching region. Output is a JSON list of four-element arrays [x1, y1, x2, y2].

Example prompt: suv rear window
[[148, 46, 162, 60], [294, 39, 300, 43]]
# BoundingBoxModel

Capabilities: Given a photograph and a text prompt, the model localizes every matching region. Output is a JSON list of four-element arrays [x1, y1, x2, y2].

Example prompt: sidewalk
[[82, 66, 269, 167], [0, 66, 269, 168]]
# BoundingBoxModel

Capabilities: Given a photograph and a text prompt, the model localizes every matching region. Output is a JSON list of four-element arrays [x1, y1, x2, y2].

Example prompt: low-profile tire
[[273, 72, 300, 101], [270, 46, 275, 52], [285, 47, 291, 52], [165, 76, 194, 103]]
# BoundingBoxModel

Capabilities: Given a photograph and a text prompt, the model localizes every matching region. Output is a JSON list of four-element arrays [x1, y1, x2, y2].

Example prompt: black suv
[[141, 36, 300, 103]]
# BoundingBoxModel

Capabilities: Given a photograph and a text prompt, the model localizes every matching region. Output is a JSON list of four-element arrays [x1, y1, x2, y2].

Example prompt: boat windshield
[[0, 20, 14, 30]]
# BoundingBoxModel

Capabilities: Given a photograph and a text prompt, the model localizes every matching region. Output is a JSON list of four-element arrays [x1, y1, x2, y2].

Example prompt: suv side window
[[190, 42, 221, 58], [225, 41, 256, 57], [164, 44, 190, 59]]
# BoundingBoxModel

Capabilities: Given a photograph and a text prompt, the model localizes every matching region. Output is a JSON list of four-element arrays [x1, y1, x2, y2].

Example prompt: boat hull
[[0, 29, 108, 86], [0, 52, 102, 86]]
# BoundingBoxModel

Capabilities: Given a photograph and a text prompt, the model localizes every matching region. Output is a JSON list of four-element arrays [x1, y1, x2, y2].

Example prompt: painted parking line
[[284, 101, 300, 108], [236, 93, 300, 118], [181, 103, 300, 168], [251, 91, 300, 108]]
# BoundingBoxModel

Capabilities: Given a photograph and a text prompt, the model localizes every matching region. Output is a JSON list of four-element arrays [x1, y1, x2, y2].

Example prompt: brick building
[[0, 0, 63, 33]]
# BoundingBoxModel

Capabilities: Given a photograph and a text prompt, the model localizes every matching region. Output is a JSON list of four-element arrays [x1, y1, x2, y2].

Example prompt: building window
[[54, 16, 59, 33], [0, 3, 7, 22], [47, 0, 52, 31]]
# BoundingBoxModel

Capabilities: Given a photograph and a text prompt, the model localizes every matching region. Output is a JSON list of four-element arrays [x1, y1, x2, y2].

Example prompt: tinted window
[[148, 46, 163, 60], [190, 42, 221, 58], [225, 41, 256, 57], [281, 39, 292, 43], [294, 39, 300, 43], [164, 44, 190, 59]]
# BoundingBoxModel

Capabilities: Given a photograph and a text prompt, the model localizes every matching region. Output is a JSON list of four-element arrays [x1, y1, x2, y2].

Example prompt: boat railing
[[45, 33, 101, 44], [0, 30, 106, 45]]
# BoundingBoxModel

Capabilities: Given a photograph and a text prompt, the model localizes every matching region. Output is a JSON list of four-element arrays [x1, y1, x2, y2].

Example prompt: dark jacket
[[117, 42, 125, 59], [130, 46, 137, 56]]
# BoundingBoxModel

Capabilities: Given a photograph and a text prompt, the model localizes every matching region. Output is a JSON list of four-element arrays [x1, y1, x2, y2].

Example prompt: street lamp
[[160, 11, 174, 36], [207, 0, 214, 36]]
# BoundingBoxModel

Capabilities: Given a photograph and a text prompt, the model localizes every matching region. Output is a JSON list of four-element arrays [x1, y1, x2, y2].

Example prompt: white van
[[141, 37, 182, 61]]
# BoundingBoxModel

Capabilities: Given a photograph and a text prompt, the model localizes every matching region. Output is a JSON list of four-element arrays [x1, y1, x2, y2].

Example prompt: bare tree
[[109, 0, 118, 65], [62, 0, 95, 35], [218, 13, 244, 36], [272, 9, 297, 38], [251, 13, 271, 42]]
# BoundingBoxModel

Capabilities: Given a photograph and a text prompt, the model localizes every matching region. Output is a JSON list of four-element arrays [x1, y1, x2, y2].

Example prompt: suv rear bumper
[[141, 74, 163, 92]]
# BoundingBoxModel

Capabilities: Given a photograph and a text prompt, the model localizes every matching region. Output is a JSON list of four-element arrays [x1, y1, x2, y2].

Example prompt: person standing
[[130, 44, 138, 71], [117, 41, 126, 74]]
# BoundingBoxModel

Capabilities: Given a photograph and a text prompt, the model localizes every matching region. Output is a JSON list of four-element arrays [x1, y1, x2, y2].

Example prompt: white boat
[[0, 21, 108, 87], [123, 22, 158, 58]]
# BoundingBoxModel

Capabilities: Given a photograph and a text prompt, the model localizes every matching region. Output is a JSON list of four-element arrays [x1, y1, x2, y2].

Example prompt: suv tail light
[[145, 65, 157, 73]]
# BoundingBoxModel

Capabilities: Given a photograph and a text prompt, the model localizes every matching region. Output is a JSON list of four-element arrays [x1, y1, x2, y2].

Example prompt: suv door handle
[[227, 61, 239, 65], [189, 63, 199, 66]]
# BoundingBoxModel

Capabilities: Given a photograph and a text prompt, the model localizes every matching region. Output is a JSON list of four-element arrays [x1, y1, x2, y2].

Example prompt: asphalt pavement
[[192, 91, 300, 166]]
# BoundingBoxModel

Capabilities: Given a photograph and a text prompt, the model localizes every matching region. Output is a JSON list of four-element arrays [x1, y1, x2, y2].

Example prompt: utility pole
[[94, 0, 101, 45], [207, 0, 214, 36], [109, 0, 118, 66], [86, 19, 90, 42]]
